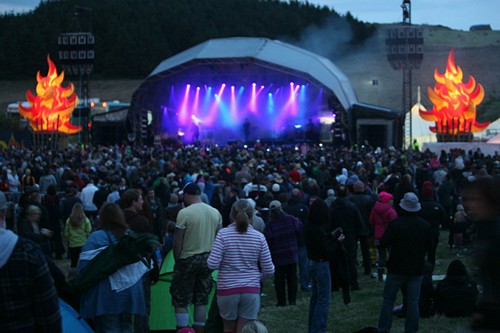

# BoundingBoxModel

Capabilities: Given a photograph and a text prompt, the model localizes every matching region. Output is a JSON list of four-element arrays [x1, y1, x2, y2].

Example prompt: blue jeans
[[308, 260, 331, 333], [298, 245, 310, 290], [378, 274, 423, 333], [93, 314, 132, 333]]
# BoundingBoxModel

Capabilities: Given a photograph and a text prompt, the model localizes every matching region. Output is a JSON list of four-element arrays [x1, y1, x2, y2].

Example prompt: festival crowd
[[0, 140, 499, 333]]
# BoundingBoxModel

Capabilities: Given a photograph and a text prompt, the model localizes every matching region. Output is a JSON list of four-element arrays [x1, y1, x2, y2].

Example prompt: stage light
[[319, 143, 323, 147], [295, 146, 299, 151], [244, 144, 248, 149], [295, 124, 302, 129], [218, 83, 226, 97]]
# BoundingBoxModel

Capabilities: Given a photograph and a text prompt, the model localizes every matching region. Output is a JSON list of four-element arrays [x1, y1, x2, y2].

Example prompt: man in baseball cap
[[179, 182, 201, 196], [171, 182, 222, 332]]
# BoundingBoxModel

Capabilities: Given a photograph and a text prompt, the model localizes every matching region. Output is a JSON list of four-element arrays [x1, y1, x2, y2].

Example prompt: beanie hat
[[379, 191, 393, 203], [421, 186, 433, 199]]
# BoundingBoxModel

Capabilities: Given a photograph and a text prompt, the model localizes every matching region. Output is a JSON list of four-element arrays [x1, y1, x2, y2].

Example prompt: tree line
[[0, 0, 375, 79]]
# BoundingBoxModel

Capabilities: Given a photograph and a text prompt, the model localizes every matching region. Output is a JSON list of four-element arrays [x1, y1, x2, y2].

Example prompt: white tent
[[405, 88, 436, 148], [487, 133, 500, 143]]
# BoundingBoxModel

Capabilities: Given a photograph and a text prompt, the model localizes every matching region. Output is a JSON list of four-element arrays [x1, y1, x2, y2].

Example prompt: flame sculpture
[[419, 49, 489, 137], [18, 55, 81, 134]]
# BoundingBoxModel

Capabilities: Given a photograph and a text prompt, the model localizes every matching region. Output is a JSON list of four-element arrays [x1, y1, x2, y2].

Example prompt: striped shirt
[[207, 223, 274, 296]]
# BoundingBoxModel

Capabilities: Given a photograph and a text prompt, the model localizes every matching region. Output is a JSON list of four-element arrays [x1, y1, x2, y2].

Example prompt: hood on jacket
[[0, 229, 18, 269], [372, 200, 393, 214]]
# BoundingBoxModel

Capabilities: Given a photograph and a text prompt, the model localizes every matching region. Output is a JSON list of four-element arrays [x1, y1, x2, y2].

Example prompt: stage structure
[[129, 37, 401, 147], [386, 0, 424, 149], [58, 5, 94, 145]]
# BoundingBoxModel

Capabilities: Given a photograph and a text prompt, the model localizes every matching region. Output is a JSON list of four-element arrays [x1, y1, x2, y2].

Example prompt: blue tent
[[59, 299, 94, 333]]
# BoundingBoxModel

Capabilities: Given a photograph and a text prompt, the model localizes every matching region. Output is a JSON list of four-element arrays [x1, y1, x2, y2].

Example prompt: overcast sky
[[0, 0, 497, 31]]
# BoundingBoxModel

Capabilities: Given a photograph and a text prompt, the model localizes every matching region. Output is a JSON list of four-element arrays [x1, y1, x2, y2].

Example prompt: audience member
[[79, 202, 147, 333], [304, 199, 345, 333], [377, 192, 432, 333], [0, 219, 62, 332], [207, 199, 274, 333], [462, 177, 500, 331], [171, 182, 222, 333], [264, 200, 303, 306], [64, 202, 92, 275], [329, 185, 364, 291], [435, 259, 478, 317]]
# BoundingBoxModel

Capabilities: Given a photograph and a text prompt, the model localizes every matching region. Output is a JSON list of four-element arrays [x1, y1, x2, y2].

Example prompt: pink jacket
[[369, 201, 397, 240]]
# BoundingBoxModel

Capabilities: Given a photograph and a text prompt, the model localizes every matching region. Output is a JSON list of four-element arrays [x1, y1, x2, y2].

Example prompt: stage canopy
[[129, 37, 361, 145]]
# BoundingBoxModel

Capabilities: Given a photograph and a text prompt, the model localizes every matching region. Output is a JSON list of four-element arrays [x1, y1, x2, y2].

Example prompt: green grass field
[[259, 230, 474, 333], [56, 229, 475, 332]]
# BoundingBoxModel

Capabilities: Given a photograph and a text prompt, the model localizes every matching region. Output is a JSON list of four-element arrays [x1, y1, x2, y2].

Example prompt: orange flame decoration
[[419, 49, 489, 134], [18, 55, 81, 134]]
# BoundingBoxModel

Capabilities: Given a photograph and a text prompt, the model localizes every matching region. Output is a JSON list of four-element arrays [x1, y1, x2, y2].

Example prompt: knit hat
[[421, 186, 433, 199], [399, 192, 421, 212], [379, 191, 393, 203], [272, 183, 280, 192]]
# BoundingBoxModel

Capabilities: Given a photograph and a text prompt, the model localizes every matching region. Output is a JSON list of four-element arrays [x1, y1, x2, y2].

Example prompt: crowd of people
[[0, 140, 499, 333]]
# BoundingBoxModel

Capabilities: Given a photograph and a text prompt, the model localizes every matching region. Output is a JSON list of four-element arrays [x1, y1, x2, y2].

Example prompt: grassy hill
[[336, 26, 500, 121], [2, 26, 499, 123]]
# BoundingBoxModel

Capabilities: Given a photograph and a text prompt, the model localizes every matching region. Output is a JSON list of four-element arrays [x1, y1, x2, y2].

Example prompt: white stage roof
[[146, 37, 358, 111]]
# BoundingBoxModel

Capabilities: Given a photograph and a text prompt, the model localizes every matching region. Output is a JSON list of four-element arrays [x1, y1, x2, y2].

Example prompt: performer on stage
[[243, 118, 251, 142]]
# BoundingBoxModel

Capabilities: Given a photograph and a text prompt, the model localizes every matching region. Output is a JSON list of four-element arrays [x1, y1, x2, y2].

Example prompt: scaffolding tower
[[386, 0, 423, 149]]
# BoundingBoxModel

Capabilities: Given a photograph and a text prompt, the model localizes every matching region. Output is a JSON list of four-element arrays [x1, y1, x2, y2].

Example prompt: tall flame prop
[[419, 49, 489, 135], [18, 55, 81, 134]]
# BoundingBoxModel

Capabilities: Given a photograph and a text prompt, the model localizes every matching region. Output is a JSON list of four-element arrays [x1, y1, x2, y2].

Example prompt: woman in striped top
[[208, 199, 274, 333]]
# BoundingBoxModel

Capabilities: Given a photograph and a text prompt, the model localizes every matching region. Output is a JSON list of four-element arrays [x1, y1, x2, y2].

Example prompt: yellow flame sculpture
[[18, 55, 81, 134], [419, 49, 489, 135]]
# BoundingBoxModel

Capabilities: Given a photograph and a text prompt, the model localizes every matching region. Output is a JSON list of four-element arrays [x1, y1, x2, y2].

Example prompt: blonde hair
[[230, 199, 254, 233], [241, 320, 269, 333], [69, 203, 87, 227]]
